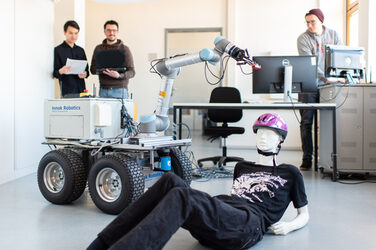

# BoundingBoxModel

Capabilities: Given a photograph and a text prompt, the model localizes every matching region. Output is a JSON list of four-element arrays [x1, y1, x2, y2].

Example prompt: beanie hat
[[306, 8, 324, 23]]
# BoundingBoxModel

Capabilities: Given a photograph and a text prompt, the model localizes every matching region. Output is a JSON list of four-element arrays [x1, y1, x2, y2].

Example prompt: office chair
[[198, 87, 245, 168]]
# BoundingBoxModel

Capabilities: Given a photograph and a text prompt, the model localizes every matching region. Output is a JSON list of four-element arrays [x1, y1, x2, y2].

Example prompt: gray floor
[[1, 134, 376, 250]]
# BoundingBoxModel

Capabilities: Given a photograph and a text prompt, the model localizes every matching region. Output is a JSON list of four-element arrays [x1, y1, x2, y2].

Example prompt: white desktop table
[[172, 102, 338, 180]]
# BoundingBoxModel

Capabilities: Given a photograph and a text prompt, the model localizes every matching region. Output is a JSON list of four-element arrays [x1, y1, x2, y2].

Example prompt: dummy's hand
[[103, 69, 120, 79], [58, 65, 72, 75], [268, 221, 292, 235], [78, 71, 87, 79]]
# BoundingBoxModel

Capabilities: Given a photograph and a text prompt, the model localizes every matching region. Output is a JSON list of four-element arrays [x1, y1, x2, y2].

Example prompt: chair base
[[197, 156, 244, 169]]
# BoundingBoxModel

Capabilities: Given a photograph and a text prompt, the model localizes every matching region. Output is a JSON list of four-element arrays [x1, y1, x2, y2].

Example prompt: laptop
[[94, 49, 127, 74]]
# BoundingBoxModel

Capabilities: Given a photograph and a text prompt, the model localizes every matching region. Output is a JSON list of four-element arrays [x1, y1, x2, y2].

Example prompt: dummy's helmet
[[253, 113, 288, 141]]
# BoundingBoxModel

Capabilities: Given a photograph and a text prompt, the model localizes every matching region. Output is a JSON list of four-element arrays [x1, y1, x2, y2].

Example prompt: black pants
[[299, 92, 319, 163], [97, 173, 263, 250]]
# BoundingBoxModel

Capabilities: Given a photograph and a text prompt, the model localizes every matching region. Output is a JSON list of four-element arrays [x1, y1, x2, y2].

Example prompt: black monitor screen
[[252, 56, 318, 94]]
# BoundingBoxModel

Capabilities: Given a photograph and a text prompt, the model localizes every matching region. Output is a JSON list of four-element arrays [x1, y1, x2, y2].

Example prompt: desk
[[173, 102, 338, 180]]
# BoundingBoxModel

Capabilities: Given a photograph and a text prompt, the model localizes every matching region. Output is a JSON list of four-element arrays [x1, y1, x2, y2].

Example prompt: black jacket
[[53, 41, 89, 96]]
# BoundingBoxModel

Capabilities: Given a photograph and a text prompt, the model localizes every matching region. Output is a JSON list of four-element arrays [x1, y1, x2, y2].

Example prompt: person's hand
[[326, 78, 347, 84], [103, 69, 120, 79], [58, 65, 72, 75], [268, 221, 292, 235], [78, 71, 87, 79]]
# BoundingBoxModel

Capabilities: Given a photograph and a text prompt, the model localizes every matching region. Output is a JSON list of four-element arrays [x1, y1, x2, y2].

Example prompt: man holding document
[[53, 20, 89, 97]]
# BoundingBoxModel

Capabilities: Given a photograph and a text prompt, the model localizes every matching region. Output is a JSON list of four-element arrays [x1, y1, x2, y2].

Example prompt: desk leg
[[173, 107, 177, 140], [314, 110, 318, 171], [332, 108, 338, 181], [179, 108, 182, 140]]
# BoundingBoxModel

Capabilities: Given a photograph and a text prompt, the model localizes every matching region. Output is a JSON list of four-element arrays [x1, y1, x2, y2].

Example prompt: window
[[346, 0, 359, 46]]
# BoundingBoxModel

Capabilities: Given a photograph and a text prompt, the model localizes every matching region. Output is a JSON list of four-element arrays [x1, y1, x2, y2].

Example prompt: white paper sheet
[[66, 58, 88, 75]]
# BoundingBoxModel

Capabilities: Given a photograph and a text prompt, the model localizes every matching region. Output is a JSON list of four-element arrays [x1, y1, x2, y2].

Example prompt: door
[[166, 28, 222, 131]]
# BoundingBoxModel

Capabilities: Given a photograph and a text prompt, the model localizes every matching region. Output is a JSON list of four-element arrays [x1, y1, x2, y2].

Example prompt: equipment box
[[44, 98, 134, 140]]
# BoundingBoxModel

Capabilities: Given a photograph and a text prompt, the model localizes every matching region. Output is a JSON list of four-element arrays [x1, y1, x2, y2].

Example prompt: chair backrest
[[208, 87, 243, 123]]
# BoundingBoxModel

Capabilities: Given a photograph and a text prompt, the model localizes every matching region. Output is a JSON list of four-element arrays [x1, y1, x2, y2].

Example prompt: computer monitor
[[252, 56, 318, 101], [325, 45, 364, 80]]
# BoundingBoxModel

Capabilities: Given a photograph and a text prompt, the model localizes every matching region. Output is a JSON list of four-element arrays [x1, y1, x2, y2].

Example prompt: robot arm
[[139, 37, 257, 134], [156, 48, 222, 78], [139, 48, 223, 134]]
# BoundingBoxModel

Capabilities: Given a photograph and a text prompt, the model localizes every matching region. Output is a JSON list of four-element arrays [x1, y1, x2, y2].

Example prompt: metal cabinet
[[363, 87, 376, 170], [319, 84, 376, 172]]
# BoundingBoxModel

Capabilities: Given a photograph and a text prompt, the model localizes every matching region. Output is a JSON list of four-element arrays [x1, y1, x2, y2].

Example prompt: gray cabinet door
[[336, 86, 363, 170], [363, 87, 376, 170]]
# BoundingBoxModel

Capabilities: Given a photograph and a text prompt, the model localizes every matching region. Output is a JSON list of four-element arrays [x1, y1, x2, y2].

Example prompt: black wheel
[[88, 154, 145, 215], [170, 148, 192, 186], [37, 149, 87, 204]]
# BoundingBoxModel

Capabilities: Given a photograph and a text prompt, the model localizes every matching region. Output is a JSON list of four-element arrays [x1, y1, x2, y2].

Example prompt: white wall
[[231, 0, 345, 97], [54, 0, 75, 47], [54, 0, 86, 48], [54, 0, 86, 98], [225, 0, 345, 149], [359, 0, 376, 82], [85, 0, 227, 117], [84, 0, 346, 150], [0, 0, 16, 185], [74, 0, 86, 48], [0, 0, 54, 185]]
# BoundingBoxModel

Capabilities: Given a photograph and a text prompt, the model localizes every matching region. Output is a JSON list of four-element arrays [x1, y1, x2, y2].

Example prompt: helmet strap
[[273, 154, 277, 174], [257, 148, 276, 156], [256, 142, 282, 156]]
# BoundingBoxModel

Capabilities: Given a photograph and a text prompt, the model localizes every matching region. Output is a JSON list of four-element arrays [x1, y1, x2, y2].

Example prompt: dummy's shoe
[[299, 160, 312, 171]]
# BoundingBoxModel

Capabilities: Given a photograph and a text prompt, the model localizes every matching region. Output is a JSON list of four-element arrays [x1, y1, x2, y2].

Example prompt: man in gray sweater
[[297, 9, 342, 170]]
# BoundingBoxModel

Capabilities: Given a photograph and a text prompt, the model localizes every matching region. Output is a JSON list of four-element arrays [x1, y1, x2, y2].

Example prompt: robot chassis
[[38, 37, 256, 214]]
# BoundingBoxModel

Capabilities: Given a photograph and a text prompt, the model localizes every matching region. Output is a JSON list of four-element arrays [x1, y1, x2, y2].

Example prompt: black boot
[[299, 159, 312, 171]]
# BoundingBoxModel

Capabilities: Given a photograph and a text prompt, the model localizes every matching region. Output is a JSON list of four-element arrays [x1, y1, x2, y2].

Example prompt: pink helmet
[[253, 113, 288, 140]]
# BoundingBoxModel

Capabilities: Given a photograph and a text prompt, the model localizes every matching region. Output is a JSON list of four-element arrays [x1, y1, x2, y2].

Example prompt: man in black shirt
[[87, 113, 309, 250], [53, 20, 89, 97]]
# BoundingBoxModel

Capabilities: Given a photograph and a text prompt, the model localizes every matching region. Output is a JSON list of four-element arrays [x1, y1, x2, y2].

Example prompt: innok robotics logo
[[52, 105, 81, 111]]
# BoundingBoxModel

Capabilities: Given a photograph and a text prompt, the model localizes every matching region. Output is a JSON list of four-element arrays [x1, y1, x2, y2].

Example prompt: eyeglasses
[[305, 20, 317, 26], [105, 29, 118, 33]]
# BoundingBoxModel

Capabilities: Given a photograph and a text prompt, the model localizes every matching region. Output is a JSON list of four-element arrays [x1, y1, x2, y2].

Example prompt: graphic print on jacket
[[231, 172, 287, 203]]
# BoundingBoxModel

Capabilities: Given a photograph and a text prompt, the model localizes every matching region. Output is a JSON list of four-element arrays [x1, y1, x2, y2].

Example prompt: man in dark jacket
[[53, 20, 89, 97], [90, 20, 135, 99]]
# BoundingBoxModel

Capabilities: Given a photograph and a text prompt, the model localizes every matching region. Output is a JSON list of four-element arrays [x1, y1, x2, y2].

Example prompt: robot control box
[[44, 98, 134, 140]]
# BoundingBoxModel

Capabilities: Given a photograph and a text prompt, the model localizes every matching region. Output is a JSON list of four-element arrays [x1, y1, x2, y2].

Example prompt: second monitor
[[252, 56, 318, 101]]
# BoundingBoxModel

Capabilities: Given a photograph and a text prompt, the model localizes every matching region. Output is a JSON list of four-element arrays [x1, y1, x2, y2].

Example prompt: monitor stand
[[273, 65, 300, 104], [283, 64, 293, 102]]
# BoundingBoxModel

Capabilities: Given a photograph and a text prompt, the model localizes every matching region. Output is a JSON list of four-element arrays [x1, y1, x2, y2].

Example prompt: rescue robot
[[38, 37, 259, 214]]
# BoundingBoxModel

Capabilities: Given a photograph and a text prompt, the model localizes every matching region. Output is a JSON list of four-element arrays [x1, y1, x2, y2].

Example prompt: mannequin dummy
[[255, 127, 309, 235], [87, 113, 309, 250]]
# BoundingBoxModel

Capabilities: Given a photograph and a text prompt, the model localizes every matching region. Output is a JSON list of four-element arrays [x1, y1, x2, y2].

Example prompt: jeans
[[99, 88, 128, 99], [298, 92, 319, 164], [96, 173, 263, 250]]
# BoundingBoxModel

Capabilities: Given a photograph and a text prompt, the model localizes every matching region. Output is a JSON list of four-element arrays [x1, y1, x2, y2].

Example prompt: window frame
[[346, 0, 359, 45]]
